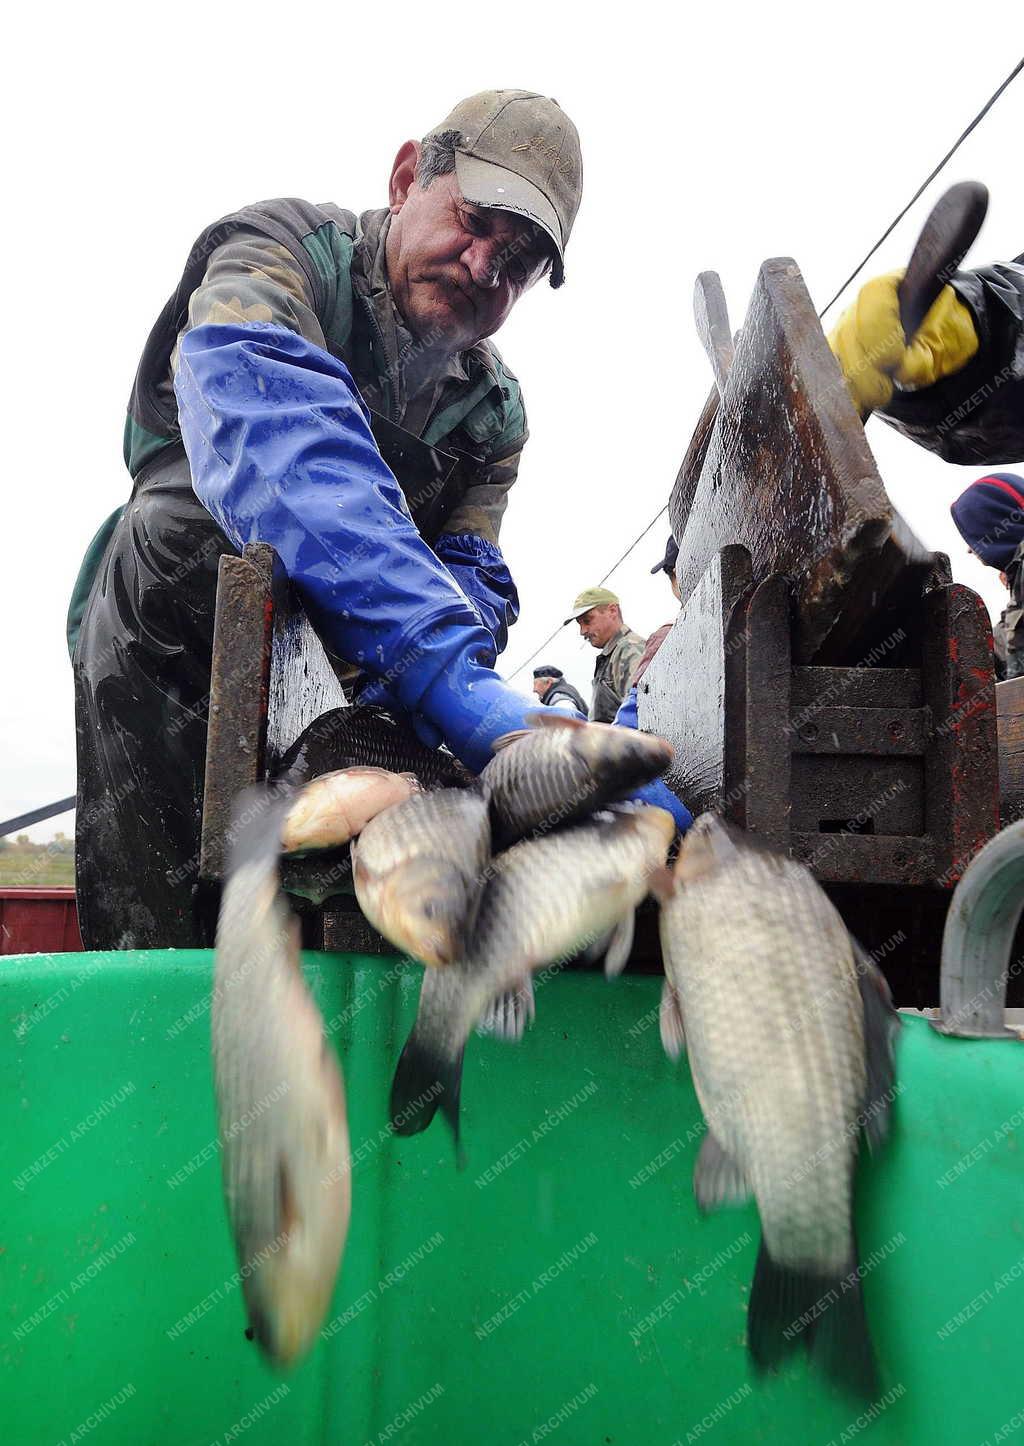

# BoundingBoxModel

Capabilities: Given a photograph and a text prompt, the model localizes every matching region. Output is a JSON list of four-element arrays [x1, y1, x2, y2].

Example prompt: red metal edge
[[0, 888, 84, 955]]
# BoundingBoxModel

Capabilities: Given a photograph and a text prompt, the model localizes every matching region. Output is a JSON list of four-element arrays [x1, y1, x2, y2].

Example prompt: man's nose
[[463, 239, 503, 291]]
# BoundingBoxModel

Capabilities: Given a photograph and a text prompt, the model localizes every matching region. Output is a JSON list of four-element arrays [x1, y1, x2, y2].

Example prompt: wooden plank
[[741, 575, 792, 851], [793, 833, 936, 886], [243, 543, 350, 776], [670, 258, 928, 663], [791, 667, 922, 709], [637, 546, 751, 816], [199, 554, 273, 881], [789, 706, 927, 755], [922, 583, 1000, 886], [997, 677, 1024, 825]]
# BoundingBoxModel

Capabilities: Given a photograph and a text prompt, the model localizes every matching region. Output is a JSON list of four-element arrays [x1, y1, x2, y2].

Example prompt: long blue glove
[[613, 686, 693, 833], [433, 532, 520, 658], [174, 321, 535, 771], [339, 532, 517, 741]]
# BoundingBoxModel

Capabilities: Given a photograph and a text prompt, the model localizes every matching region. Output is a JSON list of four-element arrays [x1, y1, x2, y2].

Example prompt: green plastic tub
[[3, 950, 1023, 1445]]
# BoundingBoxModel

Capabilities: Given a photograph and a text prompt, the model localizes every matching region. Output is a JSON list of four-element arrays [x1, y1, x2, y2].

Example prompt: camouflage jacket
[[589, 626, 646, 722], [127, 199, 528, 547]]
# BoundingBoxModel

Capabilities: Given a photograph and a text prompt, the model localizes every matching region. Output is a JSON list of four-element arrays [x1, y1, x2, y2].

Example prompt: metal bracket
[[934, 821, 1024, 1038]]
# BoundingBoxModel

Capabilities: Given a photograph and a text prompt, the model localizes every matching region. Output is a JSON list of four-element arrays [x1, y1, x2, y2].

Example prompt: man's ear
[[389, 141, 421, 214]]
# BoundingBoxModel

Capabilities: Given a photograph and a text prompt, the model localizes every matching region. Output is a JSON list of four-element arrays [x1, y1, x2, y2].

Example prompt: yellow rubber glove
[[828, 270, 980, 417]]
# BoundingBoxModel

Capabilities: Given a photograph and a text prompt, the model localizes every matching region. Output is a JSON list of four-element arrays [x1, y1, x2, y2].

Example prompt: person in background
[[564, 587, 645, 722], [532, 665, 587, 713], [607, 538, 693, 832], [630, 534, 682, 684], [950, 472, 1024, 680]]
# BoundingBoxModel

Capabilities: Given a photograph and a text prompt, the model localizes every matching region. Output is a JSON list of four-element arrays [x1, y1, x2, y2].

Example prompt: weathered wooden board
[[243, 543, 350, 777], [199, 542, 348, 882], [670, 258, 928, 663], [637, 546, 751, 816], [996, 678, 1024, 824]]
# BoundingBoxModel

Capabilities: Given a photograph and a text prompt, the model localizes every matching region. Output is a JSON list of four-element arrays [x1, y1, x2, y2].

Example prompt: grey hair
[[416, 129, 460, 189]]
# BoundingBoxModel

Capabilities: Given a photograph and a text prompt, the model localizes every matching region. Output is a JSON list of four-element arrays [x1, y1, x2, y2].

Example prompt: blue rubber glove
[[612, 686, 693, 833], [174, 322, 536, 772], [432, 532, 520, 658]]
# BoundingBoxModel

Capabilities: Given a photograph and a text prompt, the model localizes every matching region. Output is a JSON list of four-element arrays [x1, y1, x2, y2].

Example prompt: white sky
[[1, 3, 1021, 840]]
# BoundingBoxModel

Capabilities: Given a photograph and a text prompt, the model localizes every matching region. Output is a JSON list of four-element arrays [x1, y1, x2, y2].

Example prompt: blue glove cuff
[[433, 531, 520, 657]]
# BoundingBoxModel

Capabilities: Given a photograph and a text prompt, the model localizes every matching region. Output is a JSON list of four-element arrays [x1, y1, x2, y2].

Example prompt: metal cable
[[505, 57, 1023, 682]]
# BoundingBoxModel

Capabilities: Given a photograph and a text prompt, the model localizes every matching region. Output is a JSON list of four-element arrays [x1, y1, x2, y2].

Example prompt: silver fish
[[213, 788, 351, 1368], [479, 713, 675, 849], [280, 766, 420, 854], [391, 805, 676, 1147], [656, 815, 899, 1396], [351, 787, 491, 966]]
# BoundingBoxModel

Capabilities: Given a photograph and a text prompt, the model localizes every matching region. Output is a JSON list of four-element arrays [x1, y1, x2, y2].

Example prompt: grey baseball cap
[[425, 89, 583, 287]]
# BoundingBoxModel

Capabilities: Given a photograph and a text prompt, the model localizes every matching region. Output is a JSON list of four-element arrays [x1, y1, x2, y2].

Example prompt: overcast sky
[[2, 4, 1021, 840]]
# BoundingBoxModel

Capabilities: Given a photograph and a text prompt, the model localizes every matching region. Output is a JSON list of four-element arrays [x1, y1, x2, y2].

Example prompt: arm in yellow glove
[[828, 270, 980, 417]]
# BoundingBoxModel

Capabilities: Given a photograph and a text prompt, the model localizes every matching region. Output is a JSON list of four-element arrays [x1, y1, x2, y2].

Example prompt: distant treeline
[[0, 834, 75, 887], [0, 833, 73, 853]]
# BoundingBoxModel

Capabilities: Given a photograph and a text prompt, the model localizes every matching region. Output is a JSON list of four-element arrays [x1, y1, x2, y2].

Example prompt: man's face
[[577, 605, 620, 650], [532, 677, 554, 699], [386, 155, 551, 352]]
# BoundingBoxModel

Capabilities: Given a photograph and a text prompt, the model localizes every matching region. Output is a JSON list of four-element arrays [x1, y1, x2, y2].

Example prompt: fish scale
[[351, 787, 491, 966], [676, 855, 865, 1271], [213, 789, 351, 1368], [390, 806, 676, 1144], [479, 713, 674, 848], [657, 814, 899, 1396]]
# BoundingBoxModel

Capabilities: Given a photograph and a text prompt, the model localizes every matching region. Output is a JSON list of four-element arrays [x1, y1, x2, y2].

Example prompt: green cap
[[426, 89, 582, 287], [563, 586, 620, 624]]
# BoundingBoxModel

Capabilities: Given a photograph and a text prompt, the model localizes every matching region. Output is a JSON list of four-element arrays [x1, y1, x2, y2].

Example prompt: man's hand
[[828, 270, 979, 417]]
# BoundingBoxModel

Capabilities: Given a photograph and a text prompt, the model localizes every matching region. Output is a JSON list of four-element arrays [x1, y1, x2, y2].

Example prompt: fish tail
[[748, 1238, 879, 1399], [390, 1029, 465, 1152]]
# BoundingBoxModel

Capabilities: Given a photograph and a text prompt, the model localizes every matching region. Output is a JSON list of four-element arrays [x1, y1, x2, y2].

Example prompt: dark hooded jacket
[[879, 257, 1024, 464]]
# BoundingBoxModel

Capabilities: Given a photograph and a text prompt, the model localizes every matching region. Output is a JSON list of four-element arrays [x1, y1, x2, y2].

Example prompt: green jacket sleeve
[[442, 443, 523, 548]]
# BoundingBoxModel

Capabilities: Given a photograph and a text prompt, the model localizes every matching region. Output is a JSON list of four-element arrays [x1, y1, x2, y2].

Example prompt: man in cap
[[565, 587, 646, 723], [532, 665, 587, 713], [629, 534, 682, 685], [70, 90, 584, 948]]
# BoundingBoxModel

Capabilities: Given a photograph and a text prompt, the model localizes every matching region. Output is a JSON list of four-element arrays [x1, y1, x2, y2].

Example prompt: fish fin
[[659, 978, 686, 1060], [578, 929, 612, 966], [693, 1131, 752, 1210], [603, 913, 635, 978], [490, 730, 530, 753], [476, 976, 535, 1041], [390, 1031, 465, 1153], [648, 865, 678, 904], [748, 1239, 879, 1400], [855, 942, 901, 1151]]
